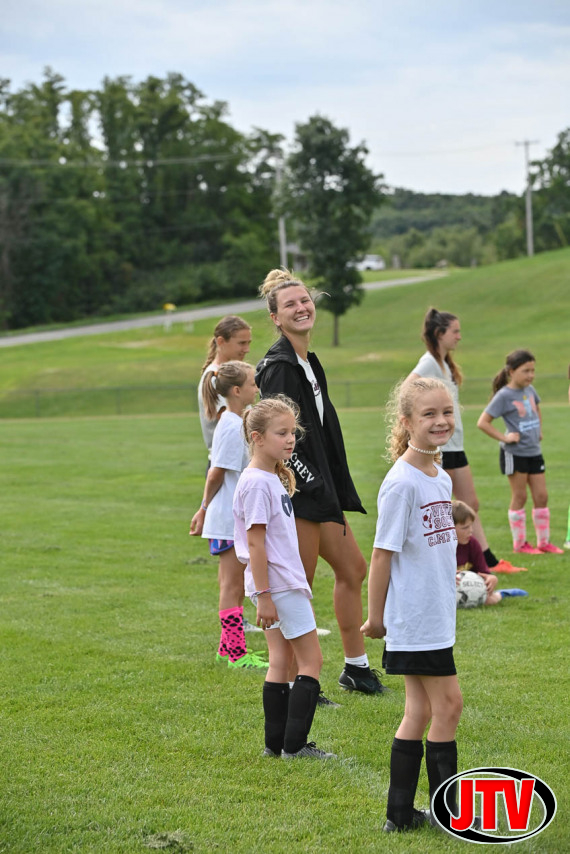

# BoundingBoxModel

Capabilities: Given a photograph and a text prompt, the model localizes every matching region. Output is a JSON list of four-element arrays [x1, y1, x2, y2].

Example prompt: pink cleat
[[537, 543, 565, 554], [514, 542, 542, 555]]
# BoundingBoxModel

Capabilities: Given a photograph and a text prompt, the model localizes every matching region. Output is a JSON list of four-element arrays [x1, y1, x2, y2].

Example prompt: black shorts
[[500, 449, 545, 476], [382, 645, 456, 676], [442, 451, 468, 470]]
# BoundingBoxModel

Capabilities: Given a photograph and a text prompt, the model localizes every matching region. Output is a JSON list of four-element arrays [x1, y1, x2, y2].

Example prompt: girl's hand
[[189, 508, 205, 536], [505, 431, 520, 444], [479, 573, 498, 593], [256, 594, 279, 630], [360, 618, 386, 639]]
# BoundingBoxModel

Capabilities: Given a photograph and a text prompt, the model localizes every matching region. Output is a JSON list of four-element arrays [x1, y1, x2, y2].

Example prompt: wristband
[[254, 588, 271, 596], [201, 500, 207, 510]]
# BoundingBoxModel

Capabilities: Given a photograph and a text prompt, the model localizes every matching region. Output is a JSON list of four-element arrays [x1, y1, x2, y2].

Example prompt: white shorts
[[251, 589, 316, 640]]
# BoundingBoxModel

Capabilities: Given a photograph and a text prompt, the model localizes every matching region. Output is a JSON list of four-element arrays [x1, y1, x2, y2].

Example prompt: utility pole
[[275, 156, 288, 268], [515, 139, 539, 257]]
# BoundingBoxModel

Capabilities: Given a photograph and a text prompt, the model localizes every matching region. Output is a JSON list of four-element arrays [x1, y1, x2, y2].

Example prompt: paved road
[[0, 275, 443, 348]]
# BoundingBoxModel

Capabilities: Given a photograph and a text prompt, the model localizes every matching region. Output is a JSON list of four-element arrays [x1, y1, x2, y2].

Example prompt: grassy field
[[0, 249, 568, 418], [1, 408, 568, 853], [1, 250, 569, 851]]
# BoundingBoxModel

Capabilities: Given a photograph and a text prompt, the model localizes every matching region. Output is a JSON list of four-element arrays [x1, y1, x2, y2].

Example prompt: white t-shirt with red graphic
[[373, 458, 457, 651], [233, 467, 312, 600]]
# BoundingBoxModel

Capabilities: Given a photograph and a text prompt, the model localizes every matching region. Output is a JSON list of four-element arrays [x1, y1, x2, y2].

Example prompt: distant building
[[353, 254, 386, 271], [286, 243, 309, 272]]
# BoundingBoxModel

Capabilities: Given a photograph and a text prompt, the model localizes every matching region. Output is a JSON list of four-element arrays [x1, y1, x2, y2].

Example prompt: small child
[[453, 501, 504, 605], [362, 377, 467, 832], [190, 361, 267, 671], [477, 349, 564, 554], [233, 396, 336, 760]]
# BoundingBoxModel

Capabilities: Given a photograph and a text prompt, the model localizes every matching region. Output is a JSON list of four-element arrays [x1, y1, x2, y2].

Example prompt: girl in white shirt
[[197, 315, 252, 463], [190, 361, 267, 671], [408, 308, 521, 574], [233, 396, 336, 759], [362, 377, 465, 832]]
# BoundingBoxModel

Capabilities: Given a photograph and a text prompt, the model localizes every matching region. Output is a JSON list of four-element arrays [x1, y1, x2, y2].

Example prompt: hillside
[[371, 187, 517, 238], [1, 248, 568, 417]]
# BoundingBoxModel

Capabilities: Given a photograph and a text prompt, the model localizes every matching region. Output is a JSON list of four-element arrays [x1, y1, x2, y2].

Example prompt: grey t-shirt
[[485, 385, 541, 457]]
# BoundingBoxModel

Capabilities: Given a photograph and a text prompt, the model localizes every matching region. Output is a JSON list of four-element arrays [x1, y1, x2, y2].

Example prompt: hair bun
[[259, 268, 295, 299]]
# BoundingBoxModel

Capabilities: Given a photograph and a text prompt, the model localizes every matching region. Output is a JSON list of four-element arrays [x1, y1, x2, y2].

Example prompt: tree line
[[369, 132, 570, 269], [0, 69, 567, 331], [0, 70, 284, 329]]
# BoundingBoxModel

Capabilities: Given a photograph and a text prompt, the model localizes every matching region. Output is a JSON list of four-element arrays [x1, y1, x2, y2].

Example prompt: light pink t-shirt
[[233, 467, 312, 599]]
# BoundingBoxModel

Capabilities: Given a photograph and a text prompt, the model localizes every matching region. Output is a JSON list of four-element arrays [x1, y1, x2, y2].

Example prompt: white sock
[[288, 681, 295, 690], [345, 654, 369, 669]]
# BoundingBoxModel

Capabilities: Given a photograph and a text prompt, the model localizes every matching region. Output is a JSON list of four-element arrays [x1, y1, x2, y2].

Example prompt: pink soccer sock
[[508, 509, 527, 550], [219, 606, 247, 663], [532, 508, 550, 548]]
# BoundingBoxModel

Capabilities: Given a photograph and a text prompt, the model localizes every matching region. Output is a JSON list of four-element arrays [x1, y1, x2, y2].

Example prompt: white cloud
[[2, 0, 569, 193]]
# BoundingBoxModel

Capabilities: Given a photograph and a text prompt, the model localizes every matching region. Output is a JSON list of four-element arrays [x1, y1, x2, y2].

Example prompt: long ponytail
[[200, 315, 251, 374], [202, 361, 253, 420], [421, 307, 463, 386]]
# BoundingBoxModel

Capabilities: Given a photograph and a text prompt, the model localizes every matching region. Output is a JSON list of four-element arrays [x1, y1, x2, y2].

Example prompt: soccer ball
[[456, 571, 487, 609]]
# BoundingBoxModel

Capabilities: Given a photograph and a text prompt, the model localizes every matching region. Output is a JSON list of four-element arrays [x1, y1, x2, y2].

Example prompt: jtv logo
[[431, 767, 557, 844]]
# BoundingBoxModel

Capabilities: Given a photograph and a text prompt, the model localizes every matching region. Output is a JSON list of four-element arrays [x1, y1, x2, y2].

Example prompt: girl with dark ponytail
[[408, 307, 522, 574], [477, 349, 564, 555]]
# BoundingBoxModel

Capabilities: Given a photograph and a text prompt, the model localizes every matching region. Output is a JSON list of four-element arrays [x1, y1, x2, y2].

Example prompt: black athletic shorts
[[500, 449, 545, 476], [442, 450, 468, 470], [382, 645, 456, 676]]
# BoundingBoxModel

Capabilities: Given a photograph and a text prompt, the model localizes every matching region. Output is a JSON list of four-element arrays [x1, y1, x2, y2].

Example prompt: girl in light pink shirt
[[233, 396, 336, 760]]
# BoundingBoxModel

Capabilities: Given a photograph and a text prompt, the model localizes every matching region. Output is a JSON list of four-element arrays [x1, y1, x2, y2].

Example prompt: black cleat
[[383, 809, 431, 832], [339, 666, 389, 695]]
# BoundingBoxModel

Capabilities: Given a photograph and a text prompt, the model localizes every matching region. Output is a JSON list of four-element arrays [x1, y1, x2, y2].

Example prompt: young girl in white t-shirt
[[190, 361, 267, 672], [233, 396, 336, 759], [362, 377, 466, 833]]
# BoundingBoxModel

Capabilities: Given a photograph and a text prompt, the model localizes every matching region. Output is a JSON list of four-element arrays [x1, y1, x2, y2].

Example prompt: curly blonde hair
[[385, 377, 452, 464], [242, 395, 304, 496]]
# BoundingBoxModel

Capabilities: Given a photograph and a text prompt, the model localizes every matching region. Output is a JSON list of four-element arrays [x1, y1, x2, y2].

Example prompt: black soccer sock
[[386, 737, 424, 828], [483, 548, 499, 568], [426, 739, 458, 816], [283, 674, 320, 754], [262, 681, 290, 754]]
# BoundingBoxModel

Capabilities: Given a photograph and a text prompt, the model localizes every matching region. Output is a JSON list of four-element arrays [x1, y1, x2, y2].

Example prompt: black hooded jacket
[[255, 335, 366, 525]]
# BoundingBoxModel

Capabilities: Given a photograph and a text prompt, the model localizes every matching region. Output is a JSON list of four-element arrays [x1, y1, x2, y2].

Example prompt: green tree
[[530, 128, 570, 250], [280, 116, 384, 345], [0, 69, 118, 327], [0, 70, 280, 328]]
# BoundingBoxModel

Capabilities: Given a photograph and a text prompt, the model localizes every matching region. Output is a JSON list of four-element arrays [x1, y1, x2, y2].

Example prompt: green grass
[[1, 249, 569, 851], [1, 407, 568, 853], [1, 249, 568, 418]]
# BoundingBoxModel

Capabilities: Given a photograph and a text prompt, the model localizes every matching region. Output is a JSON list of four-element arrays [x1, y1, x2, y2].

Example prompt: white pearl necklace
[[408, 441, 439, 455]]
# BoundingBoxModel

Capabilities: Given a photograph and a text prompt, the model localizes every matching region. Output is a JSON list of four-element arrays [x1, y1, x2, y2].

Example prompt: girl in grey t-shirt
[[477, 349, 563, 555]]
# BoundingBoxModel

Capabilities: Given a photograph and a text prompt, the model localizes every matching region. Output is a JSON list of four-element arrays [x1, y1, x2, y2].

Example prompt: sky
[[2, 0, 569, 196]]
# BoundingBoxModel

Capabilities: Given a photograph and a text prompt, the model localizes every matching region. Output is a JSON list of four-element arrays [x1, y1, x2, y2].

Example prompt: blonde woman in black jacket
[[256, 269, 386, 697]]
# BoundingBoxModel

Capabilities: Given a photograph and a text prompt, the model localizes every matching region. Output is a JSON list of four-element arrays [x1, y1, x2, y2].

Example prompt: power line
[[373, 142, 516, 158], [0, 140, 526, 169], [0, 152, 243, 169]]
